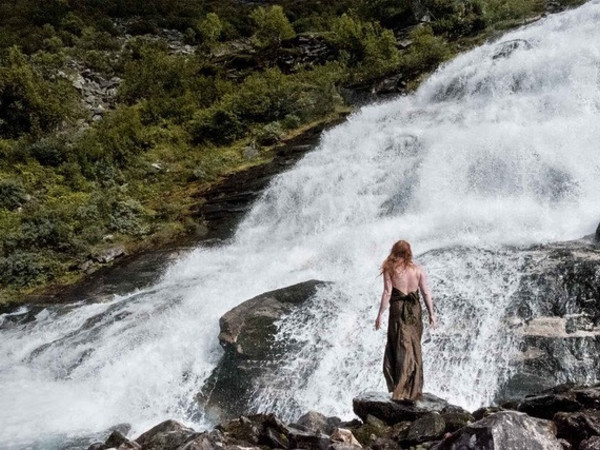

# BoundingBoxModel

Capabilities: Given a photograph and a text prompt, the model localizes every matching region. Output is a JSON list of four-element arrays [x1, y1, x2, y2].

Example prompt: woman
[[375, 240, 437, 402]]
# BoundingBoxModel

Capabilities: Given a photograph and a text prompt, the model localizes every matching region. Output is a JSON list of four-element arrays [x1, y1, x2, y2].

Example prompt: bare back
[[389, 264, 421, 295]]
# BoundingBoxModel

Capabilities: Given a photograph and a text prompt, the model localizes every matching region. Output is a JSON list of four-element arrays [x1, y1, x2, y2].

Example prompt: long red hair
[[380, 240, 414, 276]]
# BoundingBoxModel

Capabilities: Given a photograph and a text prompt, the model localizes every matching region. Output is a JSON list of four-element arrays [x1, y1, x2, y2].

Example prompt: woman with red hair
[[375, 240, 437, 402]]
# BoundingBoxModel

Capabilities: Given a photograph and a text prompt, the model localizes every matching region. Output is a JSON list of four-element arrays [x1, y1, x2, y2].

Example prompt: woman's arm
[[418, 267, 437, 328], [375, 271, 392, 330]]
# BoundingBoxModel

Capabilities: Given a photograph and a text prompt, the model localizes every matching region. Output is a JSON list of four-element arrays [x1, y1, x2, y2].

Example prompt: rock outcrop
[[496, 241, 600, 402], [432, 411, 562, 450], [198, 280, 331, 422]]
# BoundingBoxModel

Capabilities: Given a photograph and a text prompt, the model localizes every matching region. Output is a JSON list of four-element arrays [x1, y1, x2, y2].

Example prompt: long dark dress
[[383, 286, 424, 401]]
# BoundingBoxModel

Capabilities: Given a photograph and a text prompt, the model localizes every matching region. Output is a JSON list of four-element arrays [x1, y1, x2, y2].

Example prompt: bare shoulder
[[413, 264, 425, 278]]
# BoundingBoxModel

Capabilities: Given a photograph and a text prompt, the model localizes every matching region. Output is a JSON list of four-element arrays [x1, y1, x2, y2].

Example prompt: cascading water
[[2, 2, 600, 448]]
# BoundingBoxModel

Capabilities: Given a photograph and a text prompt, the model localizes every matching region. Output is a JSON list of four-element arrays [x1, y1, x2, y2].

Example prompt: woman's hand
[[375, 314, 383, 330], [429, 314, 438, 329]]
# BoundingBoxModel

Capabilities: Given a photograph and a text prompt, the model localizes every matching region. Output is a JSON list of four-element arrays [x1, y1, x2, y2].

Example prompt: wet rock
[[440, 411, 474, 432], [492, 39, 532, 60], [295, 410, 341, 435], [135, 420, 196, 450], [472, 406, 505, 421], [406, 412, 446, 444], [370, 437, 398, 450], [432, 411, 562, 450], [198, 280, 330, 422], [554, 409, 600, 448], [499, 243, 600, 402], [287, 427, 330, 449], [330, 428, 362, 447], [351, 416, 390, 447], [352, 391, 450, 424], [105, 430, 139, 449], [596, 222, 600, 241], [517, 384, 600, 419], [581, 436, 600, 450], [92, 246, 127, 264], [389, 421, 411, 441]]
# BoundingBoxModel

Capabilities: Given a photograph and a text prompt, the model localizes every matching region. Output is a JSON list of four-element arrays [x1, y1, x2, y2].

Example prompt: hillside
[[0, 0, 584, 303]]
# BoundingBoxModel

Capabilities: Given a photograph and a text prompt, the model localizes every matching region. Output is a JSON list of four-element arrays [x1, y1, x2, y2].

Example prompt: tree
[[250, 5, 295, 48]]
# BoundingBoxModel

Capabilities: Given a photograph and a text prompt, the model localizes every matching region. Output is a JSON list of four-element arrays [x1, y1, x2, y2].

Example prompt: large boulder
[[596, 222, 600, 242], [198, 280, 330, 422], [516, 384, 600, 419], [554, 409, 600, 448], [496, 242, 600, 403], [433, 411, 562, 450], [352, 391, 450, 424], [135, 420, 197, 450]]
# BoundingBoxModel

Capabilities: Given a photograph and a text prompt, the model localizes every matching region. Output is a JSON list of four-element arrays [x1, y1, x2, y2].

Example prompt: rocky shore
[[88, 383, 600, 450]]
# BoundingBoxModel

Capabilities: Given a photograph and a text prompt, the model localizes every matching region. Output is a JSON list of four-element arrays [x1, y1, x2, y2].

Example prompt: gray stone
[[135, 420, 196, 450], [596, 222, 600, 241], [554, 409, 600, 448], [92, 246, 127, 264], [406, 412, 445, 444], [296, 410, 341, 435], [440, 411, 474, 432], [198, 281, 330, 422], [581, 436, 600, 450], [432, 411, 561, 450], [352, 391, 450, 424]]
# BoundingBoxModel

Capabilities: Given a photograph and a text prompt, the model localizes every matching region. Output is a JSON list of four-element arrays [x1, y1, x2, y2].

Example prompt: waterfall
[[2, 1, 600, 448]]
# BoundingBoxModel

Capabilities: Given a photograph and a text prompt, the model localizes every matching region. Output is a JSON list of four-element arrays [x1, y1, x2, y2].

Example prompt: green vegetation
[[0, 0, 587, 303]]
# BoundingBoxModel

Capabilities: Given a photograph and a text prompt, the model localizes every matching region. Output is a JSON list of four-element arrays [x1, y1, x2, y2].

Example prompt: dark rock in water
[[105, 430, 138, 449], [198, 280, 330, 422], [596, 222, 600, 241], [352, 391, 450, 425], [492, 39, 532, 60], [135, 419, 196, 450], [432, 411, 562, 450], [294, 410, 341, 435], [517, 384, 600, 419], [554, 409, 600, 448], [406, 411, 446, 444]]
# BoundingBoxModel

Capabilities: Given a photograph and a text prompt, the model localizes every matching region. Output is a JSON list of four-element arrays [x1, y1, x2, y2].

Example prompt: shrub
[[426, 0, 487, 37], [250, 5, 296, 48], [329, 14, 400, 79], [27, 137, 69, 167], [197, 13, 223, 50], [0, 250, 58, 288], [0, 46, 76, 138], [0, 179, 28, 210], [189, 106, 245, 145], [399, 25, 452, 76]]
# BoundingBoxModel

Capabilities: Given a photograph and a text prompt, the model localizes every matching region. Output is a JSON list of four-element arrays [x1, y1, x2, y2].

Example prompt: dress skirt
[[383, 287, 424, 401]]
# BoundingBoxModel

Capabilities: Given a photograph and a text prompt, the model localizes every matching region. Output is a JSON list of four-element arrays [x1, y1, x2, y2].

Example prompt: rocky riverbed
[[87, 383, 600, 450]]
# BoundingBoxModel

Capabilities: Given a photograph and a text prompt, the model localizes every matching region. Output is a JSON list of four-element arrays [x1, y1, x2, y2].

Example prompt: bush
[[426, 0, 487, 37], [399, 25, 452, 76], [0, 250, 58, 288], [0, 179, 28, 210], [189, 106, 245, 145], [27, 137, 69, 167], [250, 5, 296, 48], [197, 13, 223, 50], [329, 14, 400, 79], [0, 46, 76, 138]]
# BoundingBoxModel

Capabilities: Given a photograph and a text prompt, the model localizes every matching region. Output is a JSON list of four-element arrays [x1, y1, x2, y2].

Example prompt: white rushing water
[[2, 2, 600, 448]]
